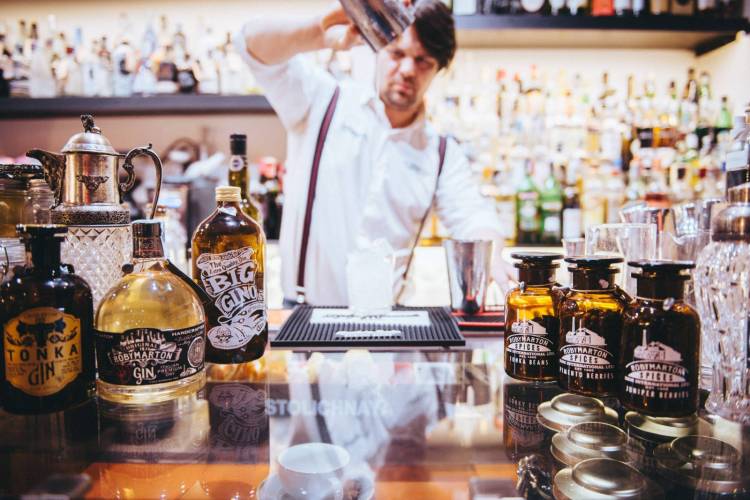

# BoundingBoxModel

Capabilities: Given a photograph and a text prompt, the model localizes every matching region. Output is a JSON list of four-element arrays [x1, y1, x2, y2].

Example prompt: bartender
[[235, 0, 513, 306]]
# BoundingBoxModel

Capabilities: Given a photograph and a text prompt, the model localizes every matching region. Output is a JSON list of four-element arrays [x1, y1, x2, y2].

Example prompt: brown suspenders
[[295, 85, 447, 304]]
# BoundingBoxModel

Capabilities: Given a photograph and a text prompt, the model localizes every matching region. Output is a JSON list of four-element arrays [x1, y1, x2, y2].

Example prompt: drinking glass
[[346, 240, 394, 317], [585, 223, 657, 298]]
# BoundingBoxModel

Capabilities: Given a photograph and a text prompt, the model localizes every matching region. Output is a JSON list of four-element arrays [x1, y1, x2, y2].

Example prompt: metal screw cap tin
[[551, 422, 643, 469], [553, 458, 664, 499], [654, 436, 744, 495], [624, 412, 710, 443], [537, 394, 618, 434]]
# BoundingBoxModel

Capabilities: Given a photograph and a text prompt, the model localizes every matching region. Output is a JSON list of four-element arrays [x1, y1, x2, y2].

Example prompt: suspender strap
[[398, 135, 447, 296], [296, 86, 340, 303]]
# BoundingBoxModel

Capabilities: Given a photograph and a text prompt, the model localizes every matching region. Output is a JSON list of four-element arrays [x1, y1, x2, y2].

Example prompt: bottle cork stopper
[[216, 186, 241, 202]]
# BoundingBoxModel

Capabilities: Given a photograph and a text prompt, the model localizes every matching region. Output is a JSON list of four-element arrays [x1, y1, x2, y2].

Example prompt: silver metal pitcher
[[25, 115, 163, 306], [340, 0, 415, 51]]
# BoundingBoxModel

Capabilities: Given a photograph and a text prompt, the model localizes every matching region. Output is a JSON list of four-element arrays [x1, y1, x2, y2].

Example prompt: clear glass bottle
[[559, 256, 631, 397], [229, 134, 262, 225], [0, 225, 95, 414], [192, 187, 267, 365], [505, 253, 565, 382], [95, 220, 206, 403], [23, 178, 54, 224], [619, 261, 700, 417]]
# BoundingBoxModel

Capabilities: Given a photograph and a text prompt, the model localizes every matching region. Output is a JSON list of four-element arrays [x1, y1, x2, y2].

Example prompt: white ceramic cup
[[278, 443, 350, 500]]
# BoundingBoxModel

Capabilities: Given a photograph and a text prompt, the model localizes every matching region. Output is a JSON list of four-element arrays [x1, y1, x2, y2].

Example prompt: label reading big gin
[[95, 324, 205, 386], [196, 247, 266, 350], [623, 330, 690, 403], [4, 308, 82, 396], [507, 319, 556, 367], [559, 327, 615, 382]]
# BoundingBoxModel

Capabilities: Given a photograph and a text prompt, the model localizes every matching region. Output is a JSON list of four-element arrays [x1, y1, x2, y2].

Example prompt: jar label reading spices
[[507, 320, 556, 366], [560, 327, 615, 381], [196, 247, 266, 350], [95, 324, 205, 386], [4, 308, 82, 396], [623, 333, 690, 401]]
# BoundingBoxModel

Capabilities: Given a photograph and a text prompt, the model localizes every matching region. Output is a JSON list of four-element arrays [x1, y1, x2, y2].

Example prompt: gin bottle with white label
[[192, 187, 267, 365], [95, 220, 206, 403]]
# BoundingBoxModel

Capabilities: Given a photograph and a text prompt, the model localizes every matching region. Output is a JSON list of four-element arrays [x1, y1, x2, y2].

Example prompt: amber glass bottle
[[558, 256, 631, 397], [0, 225, 95, 414], [192, 187, 267, 364], [619, 261, 700, 417], [505, 253, 565, 382]]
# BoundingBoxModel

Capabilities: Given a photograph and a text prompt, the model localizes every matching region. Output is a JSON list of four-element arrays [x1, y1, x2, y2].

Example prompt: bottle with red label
[[192, 187, 268, 365]]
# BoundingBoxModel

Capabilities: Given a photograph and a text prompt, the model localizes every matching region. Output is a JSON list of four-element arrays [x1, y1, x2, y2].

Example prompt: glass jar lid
[[627, 260, 694, 281], [0, 164, 45, 181], [565, 256, 624, 269], [551, 422, 642, 468], [654, 436, 744, 494], [537, 394, 618, 433], [554, 458, 664, 500], [624, 412, 709, 442], [60, 115, 122, 156]]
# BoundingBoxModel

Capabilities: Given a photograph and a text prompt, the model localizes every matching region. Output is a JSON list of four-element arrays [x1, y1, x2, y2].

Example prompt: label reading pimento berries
[[559, 327, 616, 382]]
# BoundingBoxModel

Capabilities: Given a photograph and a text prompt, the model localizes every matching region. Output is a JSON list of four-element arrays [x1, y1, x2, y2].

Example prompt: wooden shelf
[[0, 93, 274, 120], [455, 14, 748, 54]]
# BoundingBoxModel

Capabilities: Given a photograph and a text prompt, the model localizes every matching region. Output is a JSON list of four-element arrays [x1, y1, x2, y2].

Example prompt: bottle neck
[[635, 278, 686, 301], [217, 200, 241, 211], [133, 234, 165, 262], [228, 154, 249, 197], [571, 271, 617, 292], [27, 238, 62, 275], [518, 268, 557, 286]]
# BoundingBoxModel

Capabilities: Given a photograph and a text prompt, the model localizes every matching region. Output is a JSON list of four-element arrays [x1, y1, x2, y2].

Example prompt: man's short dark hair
[[413, 0, 456, 70]]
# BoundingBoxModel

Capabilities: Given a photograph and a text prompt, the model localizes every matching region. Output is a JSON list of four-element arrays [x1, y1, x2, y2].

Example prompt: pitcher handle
[[122, 143, 163, 220]]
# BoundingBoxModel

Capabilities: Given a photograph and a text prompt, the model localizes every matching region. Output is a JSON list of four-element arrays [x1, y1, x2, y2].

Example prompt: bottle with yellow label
[[0, 225, 96, 414], [505, 253, 565, 382]]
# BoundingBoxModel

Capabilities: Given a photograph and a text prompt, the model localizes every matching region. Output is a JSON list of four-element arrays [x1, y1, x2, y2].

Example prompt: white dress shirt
[[235, 31, 502, 306]]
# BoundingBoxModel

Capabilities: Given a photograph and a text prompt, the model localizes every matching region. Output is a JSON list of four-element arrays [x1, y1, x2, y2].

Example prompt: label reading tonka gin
[[95, 324, 205, 386], [507, 319, 556, 367], [196, 247, 266, 350], [4, 308, 82, 396], [560, 326, 615, 381], [623, 330, 690, 401]]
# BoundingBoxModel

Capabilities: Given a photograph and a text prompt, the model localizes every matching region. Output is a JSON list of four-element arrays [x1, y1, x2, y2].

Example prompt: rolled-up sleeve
[[233, 22, 336, 134], [434, 139, 505, 239]]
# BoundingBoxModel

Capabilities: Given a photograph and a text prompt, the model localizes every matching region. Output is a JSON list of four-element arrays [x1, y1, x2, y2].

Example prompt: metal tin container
[[553, 458, 664, 500], [654, 436, 747, 499], [537, 393, 618, 435], [550, 422, 644, 479]]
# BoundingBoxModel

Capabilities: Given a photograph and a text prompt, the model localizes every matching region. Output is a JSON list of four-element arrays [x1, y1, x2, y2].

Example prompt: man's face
[[376, 26, 440, 113]]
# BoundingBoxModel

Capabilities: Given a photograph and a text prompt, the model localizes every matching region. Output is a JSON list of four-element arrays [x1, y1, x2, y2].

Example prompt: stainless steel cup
[[443, 239, 494, 314]]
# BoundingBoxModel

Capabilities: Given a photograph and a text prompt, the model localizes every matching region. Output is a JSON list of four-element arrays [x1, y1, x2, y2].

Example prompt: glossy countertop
[[1, 319, 749, 500]]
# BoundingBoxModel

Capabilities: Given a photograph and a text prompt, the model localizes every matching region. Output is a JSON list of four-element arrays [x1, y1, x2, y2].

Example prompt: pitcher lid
[[61, 115, 122, 156]]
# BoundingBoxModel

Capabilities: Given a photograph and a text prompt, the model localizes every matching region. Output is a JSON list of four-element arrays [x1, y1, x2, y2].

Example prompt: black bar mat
[[271, 306, 465, 349]]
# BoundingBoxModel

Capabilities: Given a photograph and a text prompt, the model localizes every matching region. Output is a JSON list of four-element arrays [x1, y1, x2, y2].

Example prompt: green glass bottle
[[516, 161, 541, 245], [229, 134, 263, 226], [540, 166, 564, 246]]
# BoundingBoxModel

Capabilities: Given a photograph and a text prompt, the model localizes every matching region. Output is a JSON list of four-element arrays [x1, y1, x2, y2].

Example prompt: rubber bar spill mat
[[271, 306, 465, 348]]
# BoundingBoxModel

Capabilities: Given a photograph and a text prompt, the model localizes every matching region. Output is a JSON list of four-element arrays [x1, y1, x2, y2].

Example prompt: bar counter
[[1, 312, 748, 500]]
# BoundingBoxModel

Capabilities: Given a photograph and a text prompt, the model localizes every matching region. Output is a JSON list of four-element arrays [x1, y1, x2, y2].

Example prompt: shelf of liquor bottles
[[454, 14, 749, 54], [0, 93, 274, 119]]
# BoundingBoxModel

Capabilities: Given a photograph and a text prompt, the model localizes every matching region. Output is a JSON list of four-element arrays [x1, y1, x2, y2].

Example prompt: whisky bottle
[[0, 225, 95, 414], [192, 187, 267, 365], [505, 253, 565, 382], [558, 256, 631, 397], [229, 134, 262, 226], [619, 261, 700, 417], [95, 220, 206, 403]]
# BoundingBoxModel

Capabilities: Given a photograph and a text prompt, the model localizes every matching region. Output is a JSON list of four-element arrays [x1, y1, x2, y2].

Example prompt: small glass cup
[[562, 238, 585, 257], [585, 223, 657, 298], [346, 241, 394, 317]]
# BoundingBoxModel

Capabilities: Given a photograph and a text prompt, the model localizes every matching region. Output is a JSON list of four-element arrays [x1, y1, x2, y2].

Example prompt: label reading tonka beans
[[559, 327, 615, 381], [4, 308, 82, 396], [623, 331, 690, 401], [196, 247, 266, 350], [507, 319, 556, 367], [95, 324, 205, 386]]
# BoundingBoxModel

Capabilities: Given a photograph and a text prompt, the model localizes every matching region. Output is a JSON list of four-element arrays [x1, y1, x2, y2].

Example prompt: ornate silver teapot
[[26, 115, 163, 306]]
